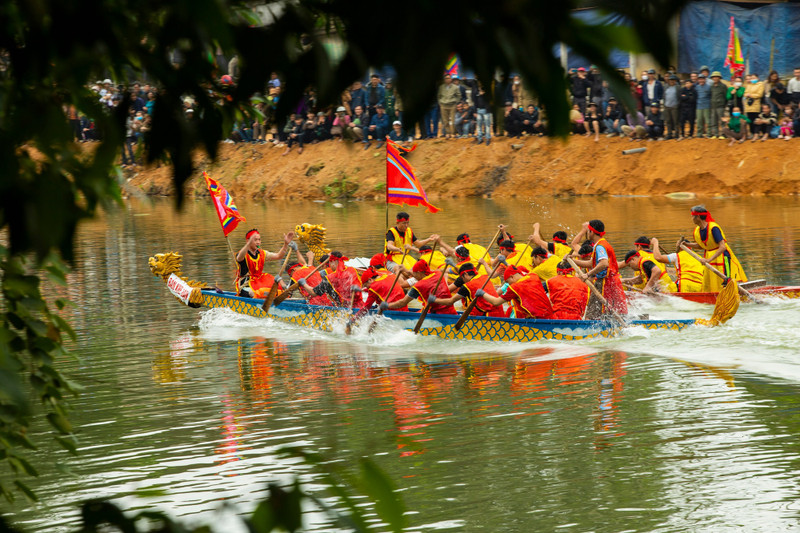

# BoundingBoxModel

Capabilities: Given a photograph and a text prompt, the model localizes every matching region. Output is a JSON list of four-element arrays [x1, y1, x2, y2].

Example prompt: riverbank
[[126, 135, 800, 200]]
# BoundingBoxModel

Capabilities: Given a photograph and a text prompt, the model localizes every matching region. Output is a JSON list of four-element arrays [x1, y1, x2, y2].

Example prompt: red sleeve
[[501, 291, 516, 302]]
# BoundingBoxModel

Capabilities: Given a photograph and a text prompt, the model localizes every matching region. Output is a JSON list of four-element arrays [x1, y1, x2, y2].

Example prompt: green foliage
[[323, 172, 359, 199], [0, 247, 78, 502]]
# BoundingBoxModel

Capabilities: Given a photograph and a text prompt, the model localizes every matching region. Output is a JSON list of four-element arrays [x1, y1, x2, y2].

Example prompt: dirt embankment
[[127, 135, 800, 201]]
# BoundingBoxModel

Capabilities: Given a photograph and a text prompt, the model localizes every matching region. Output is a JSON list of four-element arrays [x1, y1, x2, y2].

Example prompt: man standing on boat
[[571, 220, 628, 319], [235, 228, 295, 297], [385, 212, 437, 270], [385, 259, 456, 314], [687, 206, 747, 291], [475, 264, 554, 319]]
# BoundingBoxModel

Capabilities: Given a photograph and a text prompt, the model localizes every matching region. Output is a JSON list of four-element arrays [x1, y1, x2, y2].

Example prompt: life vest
[[464, 275, 504, 317], [506, 273, 554, 319], [693, 222, 747, 291], [591, 238, 628, 315], [448, 257, 474, 282], [420, 250, 448, 272], [368, 274, 408, 311], [384, 227, 417, 269], [546, 274, 590, 319], [463, 243, 490, 275], [674, 250, 704, 293], [637, 257, 677, 293], [413, 272, 456, 314], [512, 244, 534, 270], [552, 242, 572, 258], [244, 249, 278, 298], [632, 250, 669, 290], [291, 266, 333, 306], [532, 254, 561, 281]]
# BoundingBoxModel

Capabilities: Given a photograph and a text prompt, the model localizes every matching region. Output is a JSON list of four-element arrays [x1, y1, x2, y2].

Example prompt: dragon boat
[[148, 252, 725, 343], [668, 284, 800, 304]]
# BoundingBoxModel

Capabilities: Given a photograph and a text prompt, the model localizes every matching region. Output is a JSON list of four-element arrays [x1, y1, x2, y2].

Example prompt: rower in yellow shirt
[[531, 222, 572, 258], [650, 237, 704, 293], [530, 247, 561, 281]]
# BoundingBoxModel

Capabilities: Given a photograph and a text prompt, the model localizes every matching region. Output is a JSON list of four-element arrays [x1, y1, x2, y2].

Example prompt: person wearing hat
[[430, 263, 505, 317], [384, 259, 456, 315], [642, 69, 663, 109], [663, 75, 680, 139], [678, 78, 697, 139], [331, 106, 350, 141], [688, 206, 747, 292], [384, 212, 437, 270], [366, 74, 385, 117], [570, 67, 592, 115], [699, 65, 711, 78], [438, 73, 462, 139], [694, 73, 711, 137], [571, 220, 628, 319], [387, 119, 411, 151], [474, 264, 554, 319], [235, 228, 296, 298], [644, 102, 664, 140], [364, 103, 389, 150], [544, 261, 590, 319], [709, 71, 728, 138], [603, 97, 626, 137]]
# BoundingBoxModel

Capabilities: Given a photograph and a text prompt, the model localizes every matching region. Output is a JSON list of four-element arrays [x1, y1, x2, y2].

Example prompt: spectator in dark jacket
[[283, 116, 305, 155], [365, 75, 385, 116], [678, 80, 697, 139], [364, 104, 389, 149], [504, 101, 525, 137], [521, 105, 540, 135], [588, 66, 604, 110], [603, 98, 626, 136], [350, 81, 367, 112], [641, 69, 664, 109], [570, 68, 592, 114], [492, 74, 512, 136], [645, 102, 664, 140]]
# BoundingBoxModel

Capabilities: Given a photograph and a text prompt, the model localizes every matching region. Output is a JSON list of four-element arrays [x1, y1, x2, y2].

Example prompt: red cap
[[361, 268, 379, 285], [369, 253, 386, 268], [504, 265, 528, 281], [412, 259, 431, 274]]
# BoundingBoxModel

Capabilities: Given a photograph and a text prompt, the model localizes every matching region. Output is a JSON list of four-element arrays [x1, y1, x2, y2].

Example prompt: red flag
[[385, 139, 440, 214], [203, 171, 245, 236], [723, 16, 745, 78]]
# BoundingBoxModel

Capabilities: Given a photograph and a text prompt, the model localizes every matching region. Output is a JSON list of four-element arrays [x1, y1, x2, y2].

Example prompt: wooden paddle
[[477, 228, 502, 265], [413, 263, 448, 334], [512, 238, 534, 267], [454, 257, 505, 331], [261, 249, 295, 312], [272, 258, 330, 306], [679, 243, 760, 303], [565, 256, 626, 327], [374, 247, 409, 315]]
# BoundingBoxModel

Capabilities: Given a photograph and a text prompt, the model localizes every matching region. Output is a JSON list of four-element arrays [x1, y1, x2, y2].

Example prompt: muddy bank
[[125, 135, 800, 201]]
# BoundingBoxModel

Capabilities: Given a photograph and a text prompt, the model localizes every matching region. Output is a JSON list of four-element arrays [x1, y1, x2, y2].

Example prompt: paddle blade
[[697, 279, 740, 327], [272, 286, 292, 306], [261, 282, 280, 313]]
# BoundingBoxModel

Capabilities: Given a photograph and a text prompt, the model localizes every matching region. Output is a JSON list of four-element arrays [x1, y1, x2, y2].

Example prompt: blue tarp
[[679, 1, 800, 78], [556, 10, 631, 70]]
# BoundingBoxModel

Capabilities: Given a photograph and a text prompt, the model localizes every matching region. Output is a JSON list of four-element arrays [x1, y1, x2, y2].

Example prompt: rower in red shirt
[[432, 263, 505, 317], [386, 259, 456, 314], [477, 264, 554, 319], [545, 260, 590, 320]]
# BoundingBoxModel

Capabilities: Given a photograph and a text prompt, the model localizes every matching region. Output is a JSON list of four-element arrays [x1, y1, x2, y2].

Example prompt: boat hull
[[200, 290, 694, 342], [669, 285, 800, 304]]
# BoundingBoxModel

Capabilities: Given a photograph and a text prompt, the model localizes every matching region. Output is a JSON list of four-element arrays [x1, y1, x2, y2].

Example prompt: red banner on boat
[[385, 139, 440, 214], [203, 171, 245, 237]]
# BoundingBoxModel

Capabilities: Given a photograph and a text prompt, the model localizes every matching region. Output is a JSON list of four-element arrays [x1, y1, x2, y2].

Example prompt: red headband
[[287, 262, 303, 272], [691, 210, 715, 222], [460, 268, 477, 277], [457, 237, 469, 244], [552, 236, 567, 244], [245, 229, 259, 240], [587, 225, 605, 236], [556, 266, 573, 274]]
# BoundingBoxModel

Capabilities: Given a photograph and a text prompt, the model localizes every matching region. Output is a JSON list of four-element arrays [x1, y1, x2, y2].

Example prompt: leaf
[[358, 458, 406, 532], [55, 435, 79, 456], [14, 480, 38, 503], [46, 412, 73, 435]]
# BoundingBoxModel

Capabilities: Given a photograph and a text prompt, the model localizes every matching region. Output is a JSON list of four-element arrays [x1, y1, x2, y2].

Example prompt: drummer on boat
[[686, 205, 747, 291], [385, 212, 438, 270], [235, 228, 295, 297]]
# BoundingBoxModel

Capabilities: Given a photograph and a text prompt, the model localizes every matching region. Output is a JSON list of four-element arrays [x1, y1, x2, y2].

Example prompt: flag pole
[[385, 141, 390, 231]]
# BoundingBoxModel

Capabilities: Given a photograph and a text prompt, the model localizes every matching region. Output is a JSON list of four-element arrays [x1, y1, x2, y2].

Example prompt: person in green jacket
[[726, 77, 745, 112], [709, 71, 728, 138], [721, 106, 750, 146]]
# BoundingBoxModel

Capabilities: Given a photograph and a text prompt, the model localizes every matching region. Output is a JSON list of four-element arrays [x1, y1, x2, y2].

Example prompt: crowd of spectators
[[71, 63, 800, 166]]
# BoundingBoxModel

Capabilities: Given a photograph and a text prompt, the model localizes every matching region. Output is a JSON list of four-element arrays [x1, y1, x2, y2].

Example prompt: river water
[[4, 196, 800, 532]]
